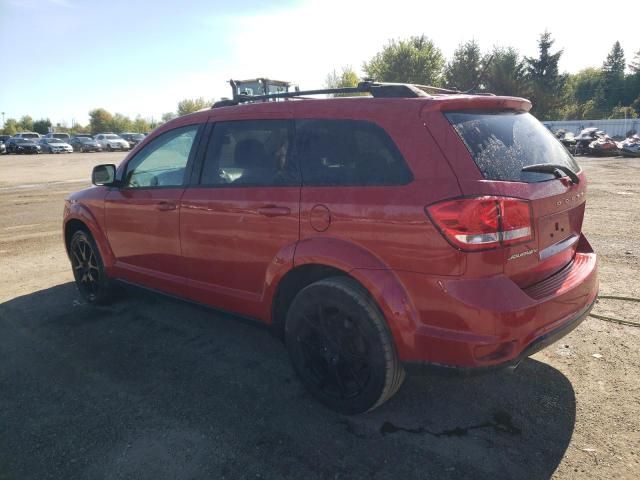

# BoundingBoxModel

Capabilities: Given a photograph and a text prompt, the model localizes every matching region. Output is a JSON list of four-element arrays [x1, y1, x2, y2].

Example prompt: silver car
[[94, 133, 130, 151], [38, 138, 74, 154]]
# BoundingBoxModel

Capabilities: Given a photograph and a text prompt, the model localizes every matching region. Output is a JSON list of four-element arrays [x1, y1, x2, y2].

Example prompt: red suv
[[63, 82, 598, 414]]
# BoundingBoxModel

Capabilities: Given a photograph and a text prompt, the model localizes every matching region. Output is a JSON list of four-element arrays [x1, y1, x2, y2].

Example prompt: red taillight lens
[[426, 196, 533, 251]]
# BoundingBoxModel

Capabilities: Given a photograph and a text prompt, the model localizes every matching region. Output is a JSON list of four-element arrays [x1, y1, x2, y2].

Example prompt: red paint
[[63, 94, 597, 369]]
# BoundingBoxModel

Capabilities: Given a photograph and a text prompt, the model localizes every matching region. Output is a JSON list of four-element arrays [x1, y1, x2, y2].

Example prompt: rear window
[[445, 111, 579, 182]]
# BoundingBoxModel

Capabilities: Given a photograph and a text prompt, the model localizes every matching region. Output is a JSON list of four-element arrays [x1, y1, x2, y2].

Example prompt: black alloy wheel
[[285, 277, 405, 414], [69, 230, 112, 304]]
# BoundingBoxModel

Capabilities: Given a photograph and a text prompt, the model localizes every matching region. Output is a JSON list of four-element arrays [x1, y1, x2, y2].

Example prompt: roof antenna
[[464, 54, 494, 94]]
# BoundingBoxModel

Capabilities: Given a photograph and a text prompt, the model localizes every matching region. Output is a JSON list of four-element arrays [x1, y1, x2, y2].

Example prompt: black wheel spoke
[[329, 364, 348, 398]]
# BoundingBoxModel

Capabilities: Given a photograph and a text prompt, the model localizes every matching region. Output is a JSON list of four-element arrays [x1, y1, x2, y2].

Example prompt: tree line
[[0, 97, 213, 137], [327, 31, 640, 121], [3, 31, 639, 136]]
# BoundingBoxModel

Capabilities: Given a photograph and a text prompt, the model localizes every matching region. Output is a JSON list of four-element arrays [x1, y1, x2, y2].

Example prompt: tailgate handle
[[258, 205, 290, 217]]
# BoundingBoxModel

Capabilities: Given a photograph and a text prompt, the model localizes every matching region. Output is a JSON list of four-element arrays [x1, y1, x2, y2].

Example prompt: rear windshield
[[445, 111, 579, 182]]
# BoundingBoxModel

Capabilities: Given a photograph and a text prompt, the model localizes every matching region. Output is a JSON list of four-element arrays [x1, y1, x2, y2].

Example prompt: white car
[[94, 133, 130, 151]]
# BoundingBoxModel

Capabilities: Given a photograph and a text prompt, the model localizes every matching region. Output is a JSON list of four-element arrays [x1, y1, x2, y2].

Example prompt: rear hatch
[[423, 105, 586, 288]]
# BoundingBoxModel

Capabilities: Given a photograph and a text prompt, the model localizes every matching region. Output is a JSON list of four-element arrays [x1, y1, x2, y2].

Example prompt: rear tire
[[69, 230, 113, 304], [285, 276, 405, 414]]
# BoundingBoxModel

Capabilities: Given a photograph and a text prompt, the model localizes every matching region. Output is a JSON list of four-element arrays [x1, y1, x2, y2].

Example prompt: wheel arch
[[270, 239, 420, 359], [64, 205, 115, 268]]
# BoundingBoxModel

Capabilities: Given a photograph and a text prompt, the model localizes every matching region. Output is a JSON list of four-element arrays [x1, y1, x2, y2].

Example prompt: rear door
[[425, 109, 586, 288], [180, 117, 300, 321]]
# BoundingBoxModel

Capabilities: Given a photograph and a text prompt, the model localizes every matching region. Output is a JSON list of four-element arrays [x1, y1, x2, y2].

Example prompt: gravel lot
[[0, 151, 638, 480]]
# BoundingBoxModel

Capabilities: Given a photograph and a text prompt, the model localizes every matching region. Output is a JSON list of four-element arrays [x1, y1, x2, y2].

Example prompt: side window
[[296, 119, 413, 186], [200, 120, 298, 186], [123, 125, 199, 188]]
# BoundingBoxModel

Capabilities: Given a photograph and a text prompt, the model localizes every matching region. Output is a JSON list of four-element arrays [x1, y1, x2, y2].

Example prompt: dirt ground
[[0, 151, 638, 480]]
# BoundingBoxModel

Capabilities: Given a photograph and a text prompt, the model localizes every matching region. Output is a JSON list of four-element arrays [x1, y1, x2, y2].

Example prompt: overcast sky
[[1, 0, 638, 126]]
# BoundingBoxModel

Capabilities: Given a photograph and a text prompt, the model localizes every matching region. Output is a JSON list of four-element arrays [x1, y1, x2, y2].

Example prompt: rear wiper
[[521, 164, 580, 184]]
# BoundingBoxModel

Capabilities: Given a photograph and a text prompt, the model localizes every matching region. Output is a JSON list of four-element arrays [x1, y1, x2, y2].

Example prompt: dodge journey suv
[[63, 81, 598, 414]]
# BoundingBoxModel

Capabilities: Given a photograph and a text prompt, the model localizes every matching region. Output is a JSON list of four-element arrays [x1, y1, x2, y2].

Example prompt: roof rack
[[212, 80, 468, 108]]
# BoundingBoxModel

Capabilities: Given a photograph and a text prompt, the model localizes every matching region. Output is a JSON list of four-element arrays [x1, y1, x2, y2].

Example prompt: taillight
[[426, 196, 533, 251]]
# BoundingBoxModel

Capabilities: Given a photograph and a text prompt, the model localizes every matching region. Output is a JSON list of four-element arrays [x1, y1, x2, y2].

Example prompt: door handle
[[156, 201, 177, 211], [257, 205, 291, 217]]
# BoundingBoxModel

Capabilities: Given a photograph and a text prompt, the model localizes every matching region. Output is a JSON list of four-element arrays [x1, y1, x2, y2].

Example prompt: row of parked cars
[[0, 132, 146, 155]]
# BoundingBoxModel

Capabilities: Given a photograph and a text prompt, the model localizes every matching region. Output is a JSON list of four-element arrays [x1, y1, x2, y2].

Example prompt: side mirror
[[92, 164, 117, 186]]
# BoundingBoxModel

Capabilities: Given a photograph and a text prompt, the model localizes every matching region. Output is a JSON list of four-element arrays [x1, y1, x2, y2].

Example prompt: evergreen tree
[[525, 31, 565, 119], [444, 40, 482, 91], [599, 41, 626, 111], [483, 47, 529, 97]]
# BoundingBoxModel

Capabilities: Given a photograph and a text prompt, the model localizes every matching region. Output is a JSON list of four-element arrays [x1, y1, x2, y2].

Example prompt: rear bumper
[[403, 296, 595, 375], [394, 234, 598, 368]]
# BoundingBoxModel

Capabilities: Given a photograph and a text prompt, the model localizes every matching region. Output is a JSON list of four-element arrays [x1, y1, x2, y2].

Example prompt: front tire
[[285, 276, 405, 414], [69, 230, 112, 304]]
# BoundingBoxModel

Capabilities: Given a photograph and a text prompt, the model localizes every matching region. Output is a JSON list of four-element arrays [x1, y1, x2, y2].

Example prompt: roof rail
[[211, 80, 469, 108]]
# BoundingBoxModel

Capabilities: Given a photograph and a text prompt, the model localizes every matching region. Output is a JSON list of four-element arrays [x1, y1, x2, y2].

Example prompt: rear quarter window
[[445, 111, 580, 182], [296, 119, 412, 186]]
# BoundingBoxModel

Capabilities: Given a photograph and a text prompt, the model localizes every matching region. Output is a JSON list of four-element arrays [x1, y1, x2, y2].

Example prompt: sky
[[0, 0, 638, 127]]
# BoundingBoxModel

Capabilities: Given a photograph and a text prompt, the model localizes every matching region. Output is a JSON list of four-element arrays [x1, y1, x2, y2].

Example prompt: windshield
[[445, 111, 580, 182], [132, 134, 145, 140], [21, 134, 39, 139], [105, 134, 121, 140]]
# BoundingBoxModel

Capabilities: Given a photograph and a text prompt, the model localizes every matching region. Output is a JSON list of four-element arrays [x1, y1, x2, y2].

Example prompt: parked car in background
[[44, 132, 71, 142], [6, 138, 40, 154], [64, 80, 597, 414], [14, 132, 41, 141], [94, 133, 129, 151], [38, 137, 73, 154], [70, 136, 101, 153], [119, 132, 146, 148], [0, 135, 10, 154], [74, 134, 94, 139]]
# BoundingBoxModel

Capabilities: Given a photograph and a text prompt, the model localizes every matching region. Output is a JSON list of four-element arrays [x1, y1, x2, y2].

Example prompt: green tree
[[363, 35, 444, 86], [89, 108, 114, 134], [177, 98, 209, 116], [445, 40, 482, 91], [161, 112, 176, 123], [19, 115, 34, 132], [2, 118, 19, 136], [133, 116, 151, 133], [325, 66, 359, 88], [631, 49, 640, 74], [565, 68, 602, 104], [525, 31, 565, 119], [483, 47, 528, 97], [608, 105, 638, 119], [325, 66, 361, 96], [110, 113, 133, 133], [32, 118, 52, 135], [599, 41, 626, 111]]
